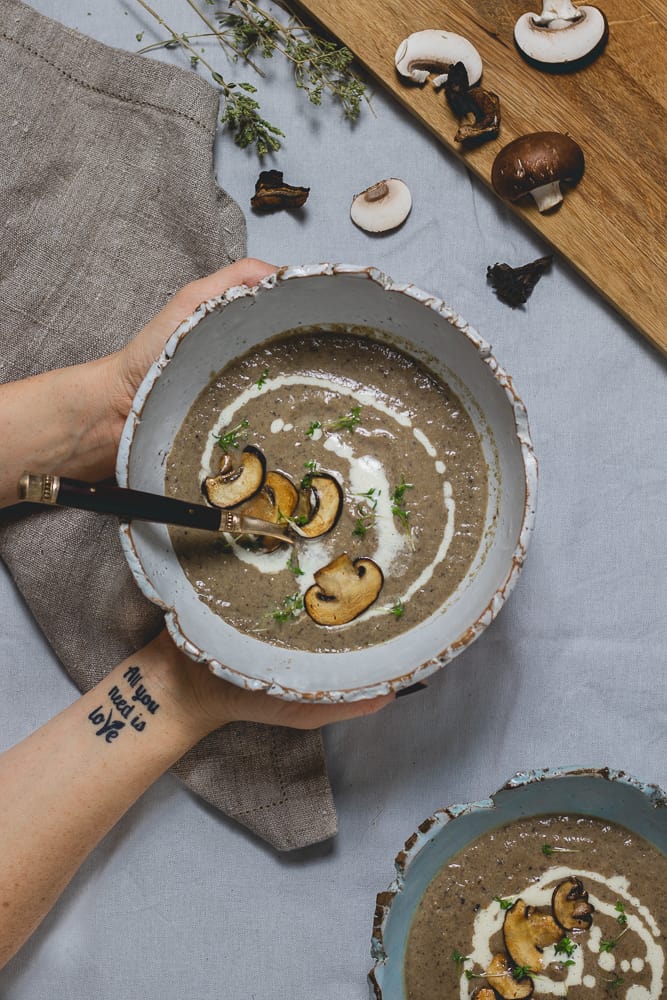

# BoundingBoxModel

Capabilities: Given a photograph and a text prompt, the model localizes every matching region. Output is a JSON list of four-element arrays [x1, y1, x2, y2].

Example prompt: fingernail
[[396, 682, 427, 698]]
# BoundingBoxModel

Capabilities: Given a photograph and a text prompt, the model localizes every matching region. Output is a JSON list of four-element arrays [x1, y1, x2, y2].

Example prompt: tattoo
[[87, 665, 160, 743]]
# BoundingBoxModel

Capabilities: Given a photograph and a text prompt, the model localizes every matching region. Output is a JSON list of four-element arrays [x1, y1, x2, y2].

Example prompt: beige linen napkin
[[0, 0, 336, 850]]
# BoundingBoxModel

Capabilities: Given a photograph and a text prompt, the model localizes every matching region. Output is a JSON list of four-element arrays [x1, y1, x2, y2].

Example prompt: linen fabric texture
[[0, 0, 336, 850]]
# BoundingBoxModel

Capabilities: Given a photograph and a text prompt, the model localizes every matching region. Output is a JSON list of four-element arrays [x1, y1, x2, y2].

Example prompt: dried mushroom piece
[[250, 169, 310, 212], [552, 877, 595, 930], [204, 445, 266, 509], [444, 62, 500, 145], [486, 952, 534, 999], [294, 473, 343, 539], [304, 553, 384, 626], [503, 900, 562, 972], [240, 470, 299, 551], [487, 256, 553, 307]]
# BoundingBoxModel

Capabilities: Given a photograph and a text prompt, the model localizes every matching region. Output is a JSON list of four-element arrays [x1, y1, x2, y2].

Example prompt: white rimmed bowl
[[369, 766, 667, 998], [117, 263, 537, 702]]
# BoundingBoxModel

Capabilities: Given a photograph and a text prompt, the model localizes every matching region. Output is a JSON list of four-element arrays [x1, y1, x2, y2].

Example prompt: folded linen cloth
[[0, 0, 337, 851]]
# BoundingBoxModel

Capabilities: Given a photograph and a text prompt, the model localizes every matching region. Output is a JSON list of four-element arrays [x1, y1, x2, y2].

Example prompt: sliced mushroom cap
[[471, 990, 498, 1000], [394, 29, 483, 88], [552, 877, 595, 930], [295, 473, 344, 539], [486, 952, 533, 999], [204, 445, 266, 509], [304, 553, 384, 626], [514, 3, 607, 69], [239, 470, 298, 551], [350, 178, 412, 233], [503, 900, 562, 972], [491, 132, 584, 212]]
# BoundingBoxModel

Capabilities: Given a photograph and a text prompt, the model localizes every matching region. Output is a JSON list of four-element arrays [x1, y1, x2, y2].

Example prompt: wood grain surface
[[295, 0, 667, 355]]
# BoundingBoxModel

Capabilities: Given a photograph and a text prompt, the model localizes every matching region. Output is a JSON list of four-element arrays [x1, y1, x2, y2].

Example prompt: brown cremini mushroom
[[350, 178, 412, 233], [304, 553, 383, 626], [503, 899, 562, 972], [204, 445, 266, 509], [552, 877, 595, 930], [491, 132, 584, 212], [486, 952, 534, 999]]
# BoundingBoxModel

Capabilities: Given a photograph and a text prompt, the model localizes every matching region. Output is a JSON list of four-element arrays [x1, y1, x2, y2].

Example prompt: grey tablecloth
[[0, 2, 665, 998]]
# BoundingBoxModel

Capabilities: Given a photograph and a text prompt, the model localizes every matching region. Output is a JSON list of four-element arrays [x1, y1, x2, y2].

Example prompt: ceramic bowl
[[117, 263, 537, 702], [369, 766, 667, 999]]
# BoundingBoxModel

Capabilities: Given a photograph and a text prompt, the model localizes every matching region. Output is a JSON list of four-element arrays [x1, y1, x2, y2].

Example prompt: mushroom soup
[[404, 814, 666, 1000], [165, 330, 488, 652]]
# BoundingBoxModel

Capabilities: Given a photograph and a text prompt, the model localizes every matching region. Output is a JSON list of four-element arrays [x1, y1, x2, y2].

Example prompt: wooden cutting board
[[295, 0, 667, 356]]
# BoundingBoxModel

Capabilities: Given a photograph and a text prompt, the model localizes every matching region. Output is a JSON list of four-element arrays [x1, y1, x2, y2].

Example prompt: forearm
[[0, 355, 123, 508], [0, 633, 214, 968]]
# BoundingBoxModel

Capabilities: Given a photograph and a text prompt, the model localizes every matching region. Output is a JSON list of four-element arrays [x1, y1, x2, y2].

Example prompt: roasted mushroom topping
[[304, 553, 384, 626], [552, 877, 595, 930], [250, 169, 310, 212], [471, 990, 498, 1000], [295, 473, 343, 539], [503, 900, 562, 972], [240, 470, 299, 551], [491, 132, 584, 213], [514, 1, 608, 70], [350, 178, 412, 233], [486, 952, 533, 999], [444, 62, 500, 145], [394, 29, 483, 88], [204, 445, 266, 509]]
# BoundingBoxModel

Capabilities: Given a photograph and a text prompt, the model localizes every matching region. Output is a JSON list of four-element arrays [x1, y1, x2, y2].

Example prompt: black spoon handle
[[19, 473, 222, 532]]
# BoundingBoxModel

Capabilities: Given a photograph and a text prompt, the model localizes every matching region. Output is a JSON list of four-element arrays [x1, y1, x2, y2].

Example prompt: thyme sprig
[[134, 0, 368, 156]]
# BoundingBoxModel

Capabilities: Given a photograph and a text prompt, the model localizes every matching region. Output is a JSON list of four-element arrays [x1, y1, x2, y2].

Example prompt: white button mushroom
[[350, 178, 412, 233], [514, 1, 608, 69], [394, 29, 483, 88]]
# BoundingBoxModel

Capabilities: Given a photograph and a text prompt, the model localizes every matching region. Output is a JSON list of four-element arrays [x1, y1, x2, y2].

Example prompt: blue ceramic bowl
[[370, 766, 667, 998]]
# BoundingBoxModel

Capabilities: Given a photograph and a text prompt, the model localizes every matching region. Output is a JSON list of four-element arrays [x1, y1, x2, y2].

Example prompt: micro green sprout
[[213, 418, 249, 451]]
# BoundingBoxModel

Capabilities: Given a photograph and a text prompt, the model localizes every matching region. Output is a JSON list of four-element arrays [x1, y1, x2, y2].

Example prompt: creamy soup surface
[[404, 814, 666, 1000], [166, 330, 489, 652]]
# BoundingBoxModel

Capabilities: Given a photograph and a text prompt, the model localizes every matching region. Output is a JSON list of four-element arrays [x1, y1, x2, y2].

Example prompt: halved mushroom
[[552, 877, 595, 930], [491, 132, 584, 212], [514, 2, 607, 70], [295, 473, 343, 539], [394, 29, 483, 88], [304, 553, 384, 626], [204, 445, 266, 509], [486, 952, 533, 999], [503, 900, 562, 972], [350, 178, 412, 233], [239, 470, 298, 551]]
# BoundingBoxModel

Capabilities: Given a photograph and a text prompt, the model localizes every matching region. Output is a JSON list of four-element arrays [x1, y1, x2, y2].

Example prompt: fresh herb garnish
[[600, 902, 630, 952], [493, 895, 515, 911], [134, 0, 368, 157], [390, 476, 414, 542], [301, 459, 319, 489], [256, 367, 269, 388], [352, 486, 379, 538], [511, 965, 534, 981], [614, 901, 628, 927], [542, 842, 578, 856], [604, 976, 625, 990], [287, 556, 304, 577], [271, 591, 303, 622], [554, 936, 577, 966], [305, 420, 322, 438], [451, 949, 468, 967], [326, 405, 362, 433], [389, 600, 405, 618], [213, 418, 249, 452]]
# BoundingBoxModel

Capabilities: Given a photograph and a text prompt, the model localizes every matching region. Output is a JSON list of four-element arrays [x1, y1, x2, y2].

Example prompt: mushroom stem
[[534, 0, 582, 25], [529, 180, 563, 212], [364, 181, 390, 202]]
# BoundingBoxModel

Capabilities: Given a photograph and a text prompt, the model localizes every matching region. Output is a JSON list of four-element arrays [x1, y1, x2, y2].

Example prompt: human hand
[[106, 258, 276, 449], [147, 631, 395, 740]]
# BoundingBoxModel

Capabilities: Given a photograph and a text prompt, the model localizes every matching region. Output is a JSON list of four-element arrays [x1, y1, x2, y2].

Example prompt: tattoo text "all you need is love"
[[88, 665, 160, 744]]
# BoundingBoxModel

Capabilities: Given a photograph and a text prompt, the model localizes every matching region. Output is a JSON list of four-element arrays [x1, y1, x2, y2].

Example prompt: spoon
[[18, 473, 294, 545]]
